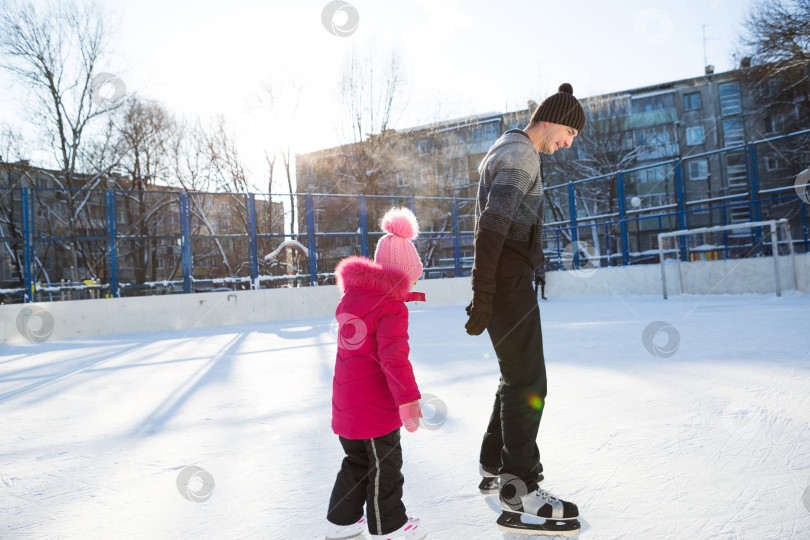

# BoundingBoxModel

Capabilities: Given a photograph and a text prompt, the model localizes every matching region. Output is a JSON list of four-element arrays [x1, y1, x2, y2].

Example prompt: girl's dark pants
[[327, 428, 407, 535]]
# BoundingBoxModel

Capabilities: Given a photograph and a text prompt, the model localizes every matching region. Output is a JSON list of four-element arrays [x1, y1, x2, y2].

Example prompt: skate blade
[[497, 511, 580, 537], [479, 477, 499, 494], [325, 533, 363, 540]]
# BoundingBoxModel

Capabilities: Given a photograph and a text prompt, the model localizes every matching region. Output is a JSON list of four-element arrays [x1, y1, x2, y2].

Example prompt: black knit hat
[[530, 83, 585, 133]]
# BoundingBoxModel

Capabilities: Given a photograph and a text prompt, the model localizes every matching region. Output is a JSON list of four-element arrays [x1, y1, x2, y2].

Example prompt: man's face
[[543, 123, 578, 155]]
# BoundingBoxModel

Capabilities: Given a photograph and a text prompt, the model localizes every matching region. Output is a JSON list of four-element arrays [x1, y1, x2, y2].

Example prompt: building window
[[722, 117, 744, 147], [419, 170, 430, 184], [719, 82, 742, 116], [764, 156, 781, 171], [630, 164, 670, 183], [468, 122, 500, 143], [418, 139, 435, 155], [762, 79, 780, 97], [198, 257, 217, 269], [438, 157, 466, 185], [397, 174, 410, 187], [686, 125, 705, 146], [588, 96, 630, 119], [630, 92, 674, 114], [725, 152, 748, 186], [688, 159, 709, 180], [684, 92, 702, 111], [764, 114, 784, 134], [617, 132, 632, 151], [634, 125, 677, 159]]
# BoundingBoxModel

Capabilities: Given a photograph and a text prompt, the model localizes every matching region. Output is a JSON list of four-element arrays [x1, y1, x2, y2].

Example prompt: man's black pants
[[327, 429, 407, 535], [479, 271, 548, 492]]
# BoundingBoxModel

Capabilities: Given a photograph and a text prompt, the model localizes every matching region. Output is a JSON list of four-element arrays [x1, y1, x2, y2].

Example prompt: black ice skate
[[497, 481, 580, 537], [478, 464, 544, 495], [478, 463, 500, 494]]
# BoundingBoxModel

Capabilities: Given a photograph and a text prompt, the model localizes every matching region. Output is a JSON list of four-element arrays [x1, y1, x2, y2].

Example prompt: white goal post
[[657, 219, 795, 299]]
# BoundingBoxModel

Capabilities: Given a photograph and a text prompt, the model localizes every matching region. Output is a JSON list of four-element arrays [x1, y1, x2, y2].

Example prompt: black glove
[[465, 291, 494, 336]]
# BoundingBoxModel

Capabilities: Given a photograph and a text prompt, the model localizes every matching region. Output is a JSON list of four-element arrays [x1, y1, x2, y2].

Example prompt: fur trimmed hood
[[335, 256, 413, 299]]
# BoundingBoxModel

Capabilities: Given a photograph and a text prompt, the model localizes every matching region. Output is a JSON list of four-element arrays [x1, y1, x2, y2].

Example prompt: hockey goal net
[[657, 219, 796, 299]]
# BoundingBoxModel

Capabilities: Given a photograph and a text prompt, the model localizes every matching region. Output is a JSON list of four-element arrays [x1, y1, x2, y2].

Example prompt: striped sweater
[[472, 130, 544, 293]]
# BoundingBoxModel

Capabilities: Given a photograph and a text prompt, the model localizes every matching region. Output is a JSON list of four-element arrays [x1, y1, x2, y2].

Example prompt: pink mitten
[[399, 401, 422, 432]]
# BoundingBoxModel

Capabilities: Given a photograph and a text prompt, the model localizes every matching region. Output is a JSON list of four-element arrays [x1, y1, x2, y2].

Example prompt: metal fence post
[[247, 194, 259, 289], [451, 197, 462, 277], [675, 161, 688, 261], [106, 189, 119, 298], [180, 193, 193, 294], [555, 230, 561, 269], [22, 187, 32, 303], [305, 194, 318, 286], [748, 144, 762, 222], [359, 194, 369, 257], [617, 172, 629, 266], [568, 182, 578, 244], [747, 144, 764, 254]]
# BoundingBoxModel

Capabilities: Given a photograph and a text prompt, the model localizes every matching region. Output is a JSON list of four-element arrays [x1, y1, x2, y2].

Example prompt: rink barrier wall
[[1, 253, 808, 343]]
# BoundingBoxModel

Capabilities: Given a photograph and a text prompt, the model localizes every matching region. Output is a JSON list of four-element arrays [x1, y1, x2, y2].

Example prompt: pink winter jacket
[[332, 256, 425, 440]]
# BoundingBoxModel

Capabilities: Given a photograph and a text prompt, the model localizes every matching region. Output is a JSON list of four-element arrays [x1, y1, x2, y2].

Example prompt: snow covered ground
[[1, 293, 810, 539]]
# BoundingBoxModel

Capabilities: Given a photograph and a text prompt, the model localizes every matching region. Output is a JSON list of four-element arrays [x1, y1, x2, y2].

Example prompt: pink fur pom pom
[[380, 207, 419, 240]]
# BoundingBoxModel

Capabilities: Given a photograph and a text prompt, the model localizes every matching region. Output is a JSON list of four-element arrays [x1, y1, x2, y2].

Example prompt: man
[[465, 83, 584, 536], [534, 252, 547, 300]]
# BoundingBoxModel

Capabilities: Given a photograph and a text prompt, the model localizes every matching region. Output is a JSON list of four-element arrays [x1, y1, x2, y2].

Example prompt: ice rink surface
[[2, 293, 810, 539]]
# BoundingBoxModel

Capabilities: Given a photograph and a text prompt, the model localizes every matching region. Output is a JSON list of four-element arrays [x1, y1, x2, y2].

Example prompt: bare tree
[[0, 0, 121, 283], [742, 0, 810, 90], [206, 116, 260, 277], [0, 124, 26, 164], [331, 47, 405, 194], [168, 118, 211, 193], [166, 118, 240, 280], [280, 145, 297, 235], [254, 77, 302, 248], [739, 0, 810, 132], [111, 97, 179, 284], [738, 0, 810, 226], [265, 151, 277, 196], [0, 128, 30, 289], [403, 120, 477, 272], [206, 116, 252, 194]]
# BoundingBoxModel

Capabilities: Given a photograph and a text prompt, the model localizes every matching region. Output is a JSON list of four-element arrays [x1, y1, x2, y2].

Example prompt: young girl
[[325, 207, 427, 540]]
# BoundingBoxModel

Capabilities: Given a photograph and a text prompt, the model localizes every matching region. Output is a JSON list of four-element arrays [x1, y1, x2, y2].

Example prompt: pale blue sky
[[1, 0, 756, 183]]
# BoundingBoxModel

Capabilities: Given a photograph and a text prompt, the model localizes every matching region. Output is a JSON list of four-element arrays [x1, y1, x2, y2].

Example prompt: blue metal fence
[[0, 129, 807, 303]]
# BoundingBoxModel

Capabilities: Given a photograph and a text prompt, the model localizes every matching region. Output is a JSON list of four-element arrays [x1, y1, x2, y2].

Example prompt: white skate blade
[[325, 531, 363, 540]]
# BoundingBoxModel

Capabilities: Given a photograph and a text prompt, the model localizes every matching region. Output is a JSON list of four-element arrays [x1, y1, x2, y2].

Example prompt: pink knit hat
[[374, 207, 423, 283]]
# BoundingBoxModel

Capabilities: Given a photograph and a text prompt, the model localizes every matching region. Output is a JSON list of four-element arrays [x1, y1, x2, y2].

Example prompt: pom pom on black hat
[[559, 83, 573, 94]]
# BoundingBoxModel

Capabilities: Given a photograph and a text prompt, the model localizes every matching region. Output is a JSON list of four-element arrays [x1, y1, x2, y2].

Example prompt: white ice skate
[[498, 483, 580, 537], [369, 516, 425, 540], [325, 515, 366, 540]]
